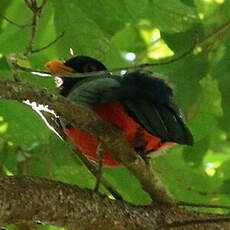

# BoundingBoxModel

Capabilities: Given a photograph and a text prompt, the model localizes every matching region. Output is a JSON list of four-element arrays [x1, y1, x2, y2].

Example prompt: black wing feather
[[123, 99, 170, 139], [103, 71, 193, 145]]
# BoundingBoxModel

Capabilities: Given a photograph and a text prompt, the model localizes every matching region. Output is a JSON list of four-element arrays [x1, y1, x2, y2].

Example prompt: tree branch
[[0, 176, 230, 230], [23, 0, 49, 55], [0, 175, 152, 230], [24, 3, 39, 55], [0, 79, 174, 206]]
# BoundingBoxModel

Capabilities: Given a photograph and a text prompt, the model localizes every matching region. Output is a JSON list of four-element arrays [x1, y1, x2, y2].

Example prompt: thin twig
[[12, 62, 51, 75], [31, 32, 64, 53], [24, 0, 33, 10], [58, 43, 196, 78], [24, 0, 48, 55], [37, 0, 48, 17], [30, 0, 37, 9], [167, 217, 230, 228], [14, 45, 195, 78], [71, 146, 123, 200], [38, 0, 48, 10], [177, 201, 230, 210], [0, 13, 32, 28], [94, 143, 104, 192], [198, 18, 230, 48], [24, 9, 38, 55]]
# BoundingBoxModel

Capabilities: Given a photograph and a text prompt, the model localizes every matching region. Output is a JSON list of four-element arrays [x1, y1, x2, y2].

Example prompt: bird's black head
[[64, 56, 107, 73], [61, 56, 107, 96], [45, 56, 107, 96]]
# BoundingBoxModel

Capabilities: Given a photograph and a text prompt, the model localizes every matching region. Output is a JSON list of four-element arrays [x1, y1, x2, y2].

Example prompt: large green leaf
[[0, 100, 50, 147], [51, 0, 110, 60], [161, 23, 204, 53], [148, 0, 197, 33], [72, 0, 127, 36], [0, 1, 31, 54], [124, 0, 149, 21]]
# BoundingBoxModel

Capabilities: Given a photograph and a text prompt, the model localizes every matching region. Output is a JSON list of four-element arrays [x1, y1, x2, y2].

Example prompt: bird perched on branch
[[45, 56, 193, 167]]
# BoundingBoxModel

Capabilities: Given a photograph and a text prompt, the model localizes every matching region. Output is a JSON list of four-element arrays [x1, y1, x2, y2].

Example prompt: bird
[[45, 56, 193, 167]]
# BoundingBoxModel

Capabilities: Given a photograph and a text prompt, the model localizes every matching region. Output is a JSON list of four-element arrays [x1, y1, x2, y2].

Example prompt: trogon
[[45, 56, 193, 167]]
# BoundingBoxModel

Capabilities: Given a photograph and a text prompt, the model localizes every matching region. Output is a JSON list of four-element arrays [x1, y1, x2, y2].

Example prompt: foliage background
[[0, 0, 230, 229]]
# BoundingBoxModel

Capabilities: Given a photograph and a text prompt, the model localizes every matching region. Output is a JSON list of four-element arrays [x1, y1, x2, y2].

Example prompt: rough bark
[[0, 176, 230, 230]]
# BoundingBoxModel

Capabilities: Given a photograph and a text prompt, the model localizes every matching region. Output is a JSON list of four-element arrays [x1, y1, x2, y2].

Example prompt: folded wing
[[103, 71, 193, 145]]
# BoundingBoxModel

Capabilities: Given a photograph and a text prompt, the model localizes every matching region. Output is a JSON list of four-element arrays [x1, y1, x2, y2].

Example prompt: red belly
[[64, 102, 174, 167]]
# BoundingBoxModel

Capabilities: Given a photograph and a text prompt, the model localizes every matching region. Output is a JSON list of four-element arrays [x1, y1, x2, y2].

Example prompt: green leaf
[[124, 0, 149, 20], [189, 76, 221, 141], [0, 141, 17, 174], [0, 0, 13, 31], [0, 99, 50, 148], [112, 25, 147, 53], [104, 167, 151, 204], [149, 0, 197, 33], [211, 41, 230, 134], [0, 1, 31, 54], [71, 0, 127, 36], [51, 0, 110, 60], [153, 147, 217, 203], [219, 179, 230, 194], [47, 134, 96, 188], [183, 137, 209, 167], [161, 23, 204, 53]]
